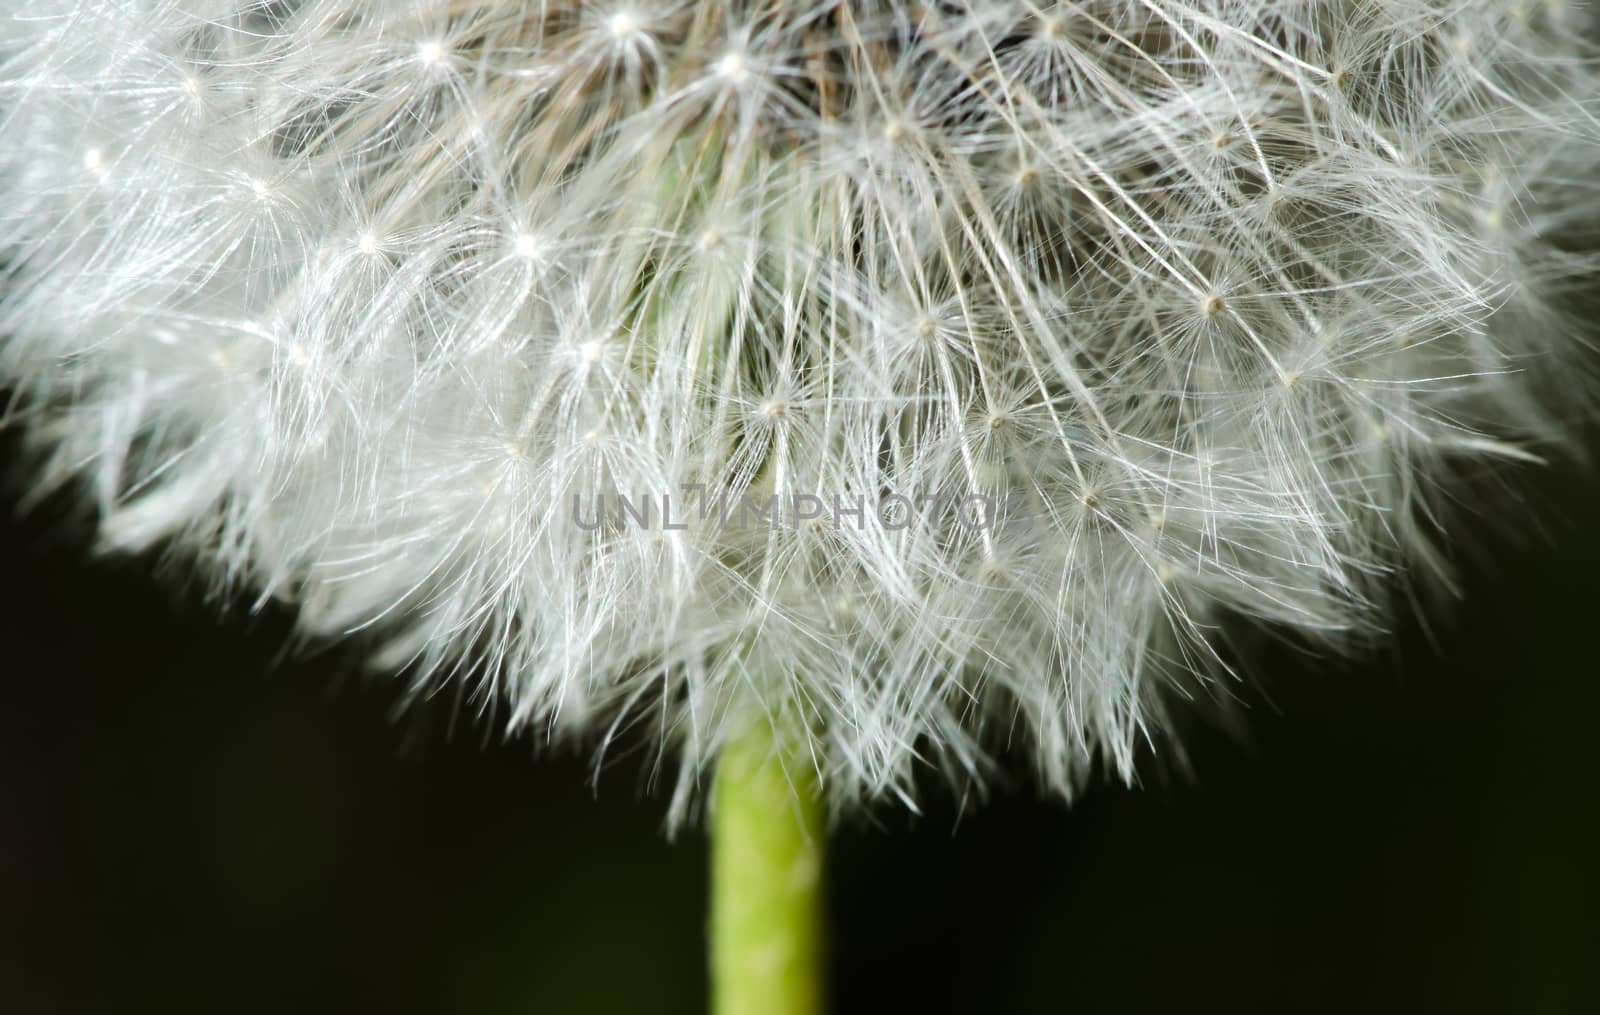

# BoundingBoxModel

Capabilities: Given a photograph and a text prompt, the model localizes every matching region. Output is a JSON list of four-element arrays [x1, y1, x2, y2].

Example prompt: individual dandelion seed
[[3, 2, 1599, 1012]]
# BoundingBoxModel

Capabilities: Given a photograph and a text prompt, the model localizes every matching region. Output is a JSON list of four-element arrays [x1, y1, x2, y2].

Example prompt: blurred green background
[[1, 429, 1597, 1014]]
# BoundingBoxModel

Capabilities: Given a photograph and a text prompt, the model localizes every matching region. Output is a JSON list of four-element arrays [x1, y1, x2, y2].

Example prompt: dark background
[[2, 426, 1597, 1014]]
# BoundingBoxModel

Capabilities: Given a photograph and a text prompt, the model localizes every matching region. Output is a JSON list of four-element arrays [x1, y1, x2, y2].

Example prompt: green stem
[[710, 719, 824, 1015]]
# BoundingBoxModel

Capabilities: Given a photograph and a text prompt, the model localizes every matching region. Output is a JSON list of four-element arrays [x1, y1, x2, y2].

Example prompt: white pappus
[[1, 0, 1597, 821]]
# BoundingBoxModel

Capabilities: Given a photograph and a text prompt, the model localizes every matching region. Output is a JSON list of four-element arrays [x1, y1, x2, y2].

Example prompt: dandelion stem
[[710, 718, 824, 1015]]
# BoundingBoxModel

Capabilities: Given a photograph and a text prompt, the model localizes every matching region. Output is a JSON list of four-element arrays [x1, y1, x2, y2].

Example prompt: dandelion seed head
[[2, 0, 1597, 822]]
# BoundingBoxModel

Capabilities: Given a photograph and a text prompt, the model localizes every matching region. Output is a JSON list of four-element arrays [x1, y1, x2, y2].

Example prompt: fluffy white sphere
[[3, 0, 1597, 818]]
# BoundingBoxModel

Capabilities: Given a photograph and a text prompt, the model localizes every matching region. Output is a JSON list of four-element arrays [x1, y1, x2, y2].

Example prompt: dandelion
[[3, 2, 1597, 1011]]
